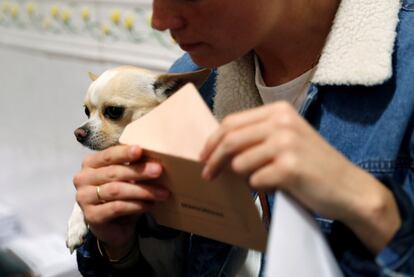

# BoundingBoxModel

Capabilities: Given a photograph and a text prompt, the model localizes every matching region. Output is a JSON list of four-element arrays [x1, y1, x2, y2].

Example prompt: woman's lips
[[178, 42, 204, 52]]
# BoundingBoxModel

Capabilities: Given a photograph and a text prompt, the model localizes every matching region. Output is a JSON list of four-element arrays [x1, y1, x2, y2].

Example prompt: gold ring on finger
[[96, 186, 106, 204]]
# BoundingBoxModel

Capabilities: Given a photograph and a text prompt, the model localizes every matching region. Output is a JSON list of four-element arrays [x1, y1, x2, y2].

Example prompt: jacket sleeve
[[76, 214, 184, 276], [326, 174, 414, 277], [76, 231, 114, 277], [375, 175, 414, 276], [76, 231, 155, 277]]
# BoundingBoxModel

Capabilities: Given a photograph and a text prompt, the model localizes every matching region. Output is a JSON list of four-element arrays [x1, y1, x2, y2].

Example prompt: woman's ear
[[153, 68, 212, 97]]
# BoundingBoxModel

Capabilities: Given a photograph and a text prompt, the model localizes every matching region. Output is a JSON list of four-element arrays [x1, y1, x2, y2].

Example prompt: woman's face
[[152, 0, 283, 67]]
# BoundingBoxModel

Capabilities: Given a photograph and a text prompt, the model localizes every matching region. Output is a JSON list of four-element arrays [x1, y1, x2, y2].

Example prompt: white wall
[[0, 0, 182, 242]]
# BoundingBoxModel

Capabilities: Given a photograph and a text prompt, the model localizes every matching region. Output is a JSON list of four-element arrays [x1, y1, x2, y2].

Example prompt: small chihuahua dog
[[66, 65, 211, 252]]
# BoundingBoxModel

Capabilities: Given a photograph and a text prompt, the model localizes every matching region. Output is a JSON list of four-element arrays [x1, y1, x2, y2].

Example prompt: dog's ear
[[153, 68, 212, 97], [88, 71, 98, 82]]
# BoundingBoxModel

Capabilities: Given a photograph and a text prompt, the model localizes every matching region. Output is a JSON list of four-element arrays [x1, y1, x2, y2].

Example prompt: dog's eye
[[104, 106, 124, 120], [84, 106, 90, 118]]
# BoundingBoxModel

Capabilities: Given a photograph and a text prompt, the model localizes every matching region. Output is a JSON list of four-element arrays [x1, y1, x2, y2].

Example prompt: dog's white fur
[[66, 66, 211, 253]]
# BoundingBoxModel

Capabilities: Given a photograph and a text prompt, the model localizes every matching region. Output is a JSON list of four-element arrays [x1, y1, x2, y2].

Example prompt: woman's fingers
[[230, 139, 276, 176], [202, 121, 272, 180], [78, 181, 171, 226], [74, 161, 162, 188], [84, 200, 153, 225], [82, 145, 143, 169], [200, 104, 274, 161], [201, 102, 299, 180], [77, 182, 170, 205]]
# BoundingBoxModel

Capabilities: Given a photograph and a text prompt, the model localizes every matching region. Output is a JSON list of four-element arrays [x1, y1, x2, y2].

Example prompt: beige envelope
[[119, 83, 267, 252]]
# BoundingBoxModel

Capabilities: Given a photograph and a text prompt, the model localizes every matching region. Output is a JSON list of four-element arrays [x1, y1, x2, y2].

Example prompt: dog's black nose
[[74, 128, 88, 143]]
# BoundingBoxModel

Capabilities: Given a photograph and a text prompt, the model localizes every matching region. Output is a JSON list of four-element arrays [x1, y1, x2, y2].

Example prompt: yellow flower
[[42, 17, 52, 30], [110, 9, 121, 25], [62, 9, 71, 24], [124, 15, 134, 30], [26, 2, 36, 16], [81, 7, 90, 22], [101, 23, 111, 36], [1, 2, 10, 14], [11, 4, 19, 18], [147, 15, 152, 26], [50, 5, 59, 18]]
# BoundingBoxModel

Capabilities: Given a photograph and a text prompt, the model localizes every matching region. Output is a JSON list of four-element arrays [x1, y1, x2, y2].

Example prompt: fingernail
[[129, 146, 141, 158], [147, 163, 161, 177], [202, 166, 211, 181], [155, 189, 170, 199]]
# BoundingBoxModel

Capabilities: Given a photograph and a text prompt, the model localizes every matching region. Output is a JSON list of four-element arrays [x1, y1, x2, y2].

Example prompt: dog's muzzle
[[74, 127, 89, 143]]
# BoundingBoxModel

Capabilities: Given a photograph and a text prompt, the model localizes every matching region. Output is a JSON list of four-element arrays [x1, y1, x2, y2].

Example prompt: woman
[[74, 0, 414, 275]]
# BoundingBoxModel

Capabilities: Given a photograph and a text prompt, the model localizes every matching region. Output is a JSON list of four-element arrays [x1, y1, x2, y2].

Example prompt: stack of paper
[[0, 202, 21, 244]]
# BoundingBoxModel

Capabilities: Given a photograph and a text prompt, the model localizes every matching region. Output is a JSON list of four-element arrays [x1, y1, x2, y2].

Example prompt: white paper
[[265, 192, 343, 277]]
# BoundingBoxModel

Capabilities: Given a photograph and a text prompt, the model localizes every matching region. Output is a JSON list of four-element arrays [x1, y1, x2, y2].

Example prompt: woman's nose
[[151, 0, 186, 31]]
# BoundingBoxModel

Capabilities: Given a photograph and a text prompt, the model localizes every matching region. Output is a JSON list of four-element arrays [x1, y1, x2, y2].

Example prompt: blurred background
[[0, 0, 182, 275]]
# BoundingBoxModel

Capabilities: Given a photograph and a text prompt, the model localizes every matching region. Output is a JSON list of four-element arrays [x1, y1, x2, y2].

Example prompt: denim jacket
[[77, 0, 414, 276]]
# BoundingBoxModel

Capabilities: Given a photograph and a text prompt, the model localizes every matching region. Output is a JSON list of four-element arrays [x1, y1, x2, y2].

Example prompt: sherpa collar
[[213, 0, 401, 120], [312, 0, 401, 86]]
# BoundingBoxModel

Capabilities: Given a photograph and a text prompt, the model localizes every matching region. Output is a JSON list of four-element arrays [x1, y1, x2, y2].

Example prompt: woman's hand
[[73, 144, 170, 260], [200, 101, 401, 253]]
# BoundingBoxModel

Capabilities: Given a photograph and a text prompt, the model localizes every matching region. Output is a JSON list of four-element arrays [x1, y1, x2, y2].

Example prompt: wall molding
[[0, 0, 183, 70]]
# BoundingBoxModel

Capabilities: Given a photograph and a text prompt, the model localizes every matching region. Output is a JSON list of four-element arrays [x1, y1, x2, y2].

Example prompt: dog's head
[[74, 66, 211, 150]]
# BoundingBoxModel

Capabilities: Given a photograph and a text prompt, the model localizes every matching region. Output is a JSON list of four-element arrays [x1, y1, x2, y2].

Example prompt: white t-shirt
[[227, 55, 314, 277], [255, 55, 314, 106]]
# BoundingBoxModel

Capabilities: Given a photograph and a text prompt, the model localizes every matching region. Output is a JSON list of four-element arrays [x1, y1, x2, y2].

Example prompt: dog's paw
[[66, 203, 88, 253]]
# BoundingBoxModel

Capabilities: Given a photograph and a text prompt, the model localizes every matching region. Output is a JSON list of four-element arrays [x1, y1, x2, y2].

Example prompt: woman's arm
[[200, 101, 402, 253]]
